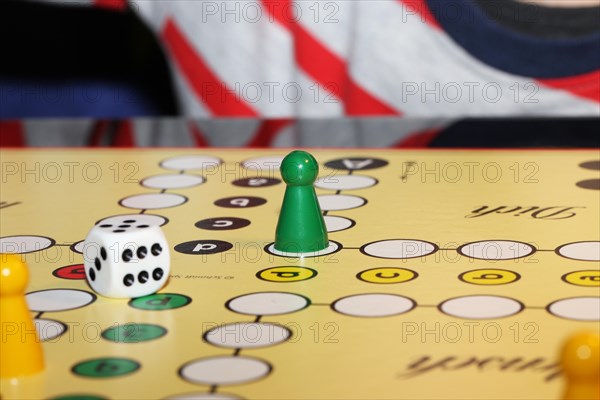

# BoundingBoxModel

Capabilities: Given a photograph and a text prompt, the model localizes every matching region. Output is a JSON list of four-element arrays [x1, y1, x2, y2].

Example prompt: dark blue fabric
[[0, 80, 158, 119], [425, 0, 600, 78]]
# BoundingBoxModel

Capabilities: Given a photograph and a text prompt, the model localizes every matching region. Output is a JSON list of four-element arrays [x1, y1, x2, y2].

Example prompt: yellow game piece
[[561, 331, 600, 400], [0, 254, 44, 378]]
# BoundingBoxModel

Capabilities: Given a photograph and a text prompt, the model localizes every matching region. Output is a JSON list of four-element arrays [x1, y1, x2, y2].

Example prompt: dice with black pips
[[83, 221, 170, 298]]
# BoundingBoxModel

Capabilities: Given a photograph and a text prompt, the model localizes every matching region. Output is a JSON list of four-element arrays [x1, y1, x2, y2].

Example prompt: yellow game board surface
[[1, 149, 599, 400]]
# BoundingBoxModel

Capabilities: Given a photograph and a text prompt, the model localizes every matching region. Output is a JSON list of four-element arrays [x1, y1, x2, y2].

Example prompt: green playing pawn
[[274, 150, 329, 253]]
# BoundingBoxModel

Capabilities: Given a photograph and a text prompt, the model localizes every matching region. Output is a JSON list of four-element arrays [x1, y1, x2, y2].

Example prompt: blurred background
[[0, 0, 598, 147]]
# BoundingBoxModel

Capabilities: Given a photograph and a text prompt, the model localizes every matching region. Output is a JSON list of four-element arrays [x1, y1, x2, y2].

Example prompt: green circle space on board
[[72, 358, 140, 378], [49, 395, 107, 400], [102, 323, 167, 343], [128, 293, 192, 311]]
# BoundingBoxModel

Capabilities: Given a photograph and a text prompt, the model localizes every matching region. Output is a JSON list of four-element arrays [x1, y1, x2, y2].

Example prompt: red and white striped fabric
[[134, 0, 600, 118], [3, 0, 598, 147]]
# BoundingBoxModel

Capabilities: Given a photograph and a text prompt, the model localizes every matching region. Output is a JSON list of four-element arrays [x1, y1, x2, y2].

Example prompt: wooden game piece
[[0, 254, 44, 378], [560, 331, 600, 400], [274, 150, 329, 253]]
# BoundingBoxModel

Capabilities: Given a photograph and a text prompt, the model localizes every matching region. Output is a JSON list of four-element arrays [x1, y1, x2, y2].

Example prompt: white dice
[[83, 220, 170, 298]]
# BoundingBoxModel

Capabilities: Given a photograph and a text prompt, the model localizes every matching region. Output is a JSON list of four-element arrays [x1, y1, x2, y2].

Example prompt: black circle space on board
[[232, 177, 282, 188], [324, 158, 389, 171], [175, 240, 234, 255], [579, 160, 600, 170], [49, 394, 107, 400], [214, 196, 267, 208], [576, 179, 600, 190], [195, 217, 251, 231]]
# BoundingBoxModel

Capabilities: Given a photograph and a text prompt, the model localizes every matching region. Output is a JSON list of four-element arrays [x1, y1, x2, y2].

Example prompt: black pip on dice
[[83, 220, 170, 298]]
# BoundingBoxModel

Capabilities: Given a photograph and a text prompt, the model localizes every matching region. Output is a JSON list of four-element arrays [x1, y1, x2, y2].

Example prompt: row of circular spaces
[[312, 159, 385, 260], [28, 291, 599, 342], [360, 239, 600, 261], [3, 234, 596, 263], [153, 157, 363, 189], [328, 294, 523, 320], [360, 267, 598, 287], [35, 320, 169, 344], [223, 291, 600, 321], [577, 159, 600, 191], [333, 294, 600, 321], [159, 154, 284, 189], [122, 159, 195, 205], [27, 288, 191, 314], [239, 155, 389, 171], [68, 356, 250, 393], [228, 175, 375, 190], [210, 194, 368, 212], [121, 157, 212, 231], [115, 192, 367, 214], [28, 291, 191, 343], [242, 156, 390, 173], [254, 265, 600, 287], [193, 215, 354, 234], [181, 283, 290, 388], [48, 388, 245, 400], [159, 155, 284, 188]]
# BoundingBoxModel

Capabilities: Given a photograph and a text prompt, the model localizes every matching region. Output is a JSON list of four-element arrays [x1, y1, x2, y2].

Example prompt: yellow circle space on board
[[256, 266, 317, 282], [357, 267, 418, 284], [562, 270, 600, 287], [459, 269, 520, 285]]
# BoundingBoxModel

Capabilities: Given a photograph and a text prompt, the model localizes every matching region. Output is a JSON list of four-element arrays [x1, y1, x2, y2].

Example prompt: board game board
[[1, 149, 599, 400]]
